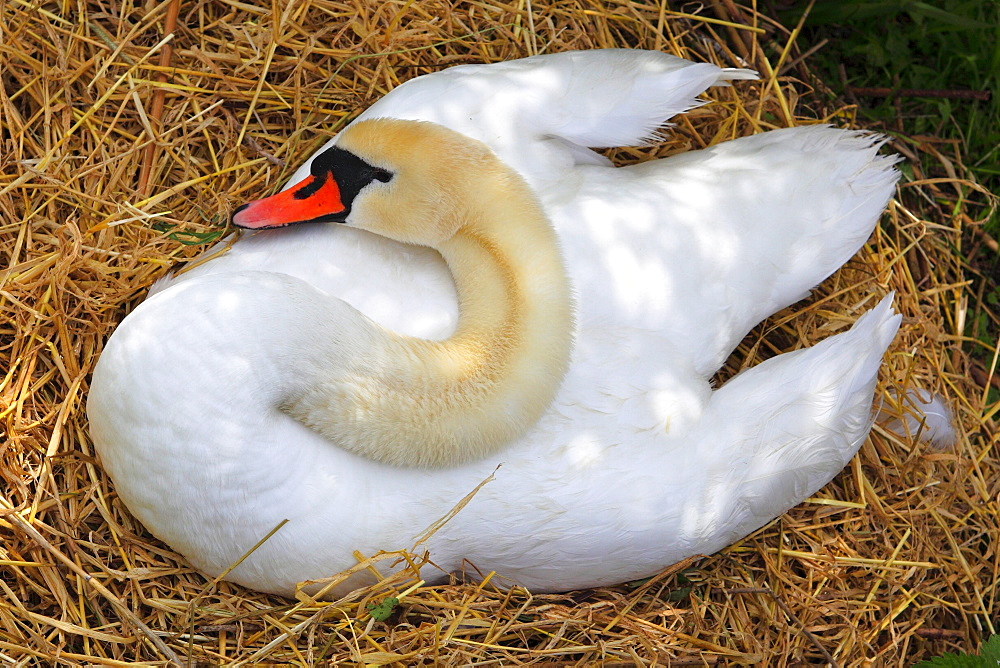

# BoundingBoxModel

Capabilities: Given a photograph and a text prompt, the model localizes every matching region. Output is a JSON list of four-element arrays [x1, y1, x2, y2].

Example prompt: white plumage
[[89, 50, 901, 597]]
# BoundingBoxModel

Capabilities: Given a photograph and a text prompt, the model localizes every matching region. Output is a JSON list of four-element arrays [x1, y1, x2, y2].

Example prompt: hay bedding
[[0, 0, 996, 664]]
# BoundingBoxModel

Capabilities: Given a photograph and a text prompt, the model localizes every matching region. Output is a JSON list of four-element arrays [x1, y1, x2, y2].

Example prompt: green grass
[[912, 633, 1000, 666], [778, 0, 1000, 358], [783, 0, 998, 234]]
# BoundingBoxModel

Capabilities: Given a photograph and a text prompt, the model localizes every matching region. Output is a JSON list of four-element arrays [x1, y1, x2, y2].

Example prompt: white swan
[[88, 50, 901, 597]]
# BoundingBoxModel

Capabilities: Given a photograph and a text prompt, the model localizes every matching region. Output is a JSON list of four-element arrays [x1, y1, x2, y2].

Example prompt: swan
[[88, 50, 902, 597]]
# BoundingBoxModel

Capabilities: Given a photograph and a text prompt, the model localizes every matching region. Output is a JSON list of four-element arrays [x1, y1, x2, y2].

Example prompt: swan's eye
[[372, 168, 393, 183]]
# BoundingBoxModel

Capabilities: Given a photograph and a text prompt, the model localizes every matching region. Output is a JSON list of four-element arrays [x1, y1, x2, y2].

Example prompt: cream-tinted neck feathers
[[283, 119, 574, 467]]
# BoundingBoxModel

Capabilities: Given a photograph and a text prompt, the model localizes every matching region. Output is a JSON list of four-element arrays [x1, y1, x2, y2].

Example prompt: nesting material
[[1, 0, 997, 665]]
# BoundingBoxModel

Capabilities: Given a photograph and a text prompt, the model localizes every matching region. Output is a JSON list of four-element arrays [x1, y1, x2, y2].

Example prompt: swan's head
[[232, 119, 503, 247]]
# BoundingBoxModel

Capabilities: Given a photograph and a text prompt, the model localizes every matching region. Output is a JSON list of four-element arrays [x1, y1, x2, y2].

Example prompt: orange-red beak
[[232, 175, 347, 230]]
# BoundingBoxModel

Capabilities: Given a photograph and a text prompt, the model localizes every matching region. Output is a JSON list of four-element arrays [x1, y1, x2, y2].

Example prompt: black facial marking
[[305, 145, 394, 217]]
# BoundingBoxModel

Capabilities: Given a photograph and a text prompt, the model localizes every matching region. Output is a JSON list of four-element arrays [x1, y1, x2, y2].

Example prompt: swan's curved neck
[[285, 169, 573, 468]]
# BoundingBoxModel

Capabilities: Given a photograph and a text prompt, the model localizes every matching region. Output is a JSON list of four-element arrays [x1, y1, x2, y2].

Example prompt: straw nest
[[1, 0, 997, 665]]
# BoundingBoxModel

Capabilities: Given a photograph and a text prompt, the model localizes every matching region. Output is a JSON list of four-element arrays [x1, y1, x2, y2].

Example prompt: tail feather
[[716, 68, 760, 84], [700, 295, 900, 530]]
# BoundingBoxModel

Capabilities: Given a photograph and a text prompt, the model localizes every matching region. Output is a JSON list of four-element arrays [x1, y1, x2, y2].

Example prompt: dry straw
[[1, 0, 997, 665]]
